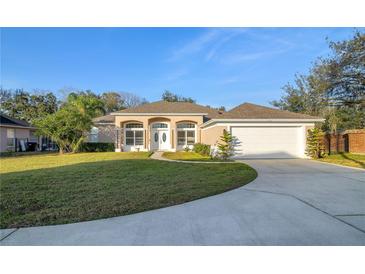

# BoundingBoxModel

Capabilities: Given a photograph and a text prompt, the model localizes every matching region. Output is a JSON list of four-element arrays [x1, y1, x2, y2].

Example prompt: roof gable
[[222, 103, 322, 119], [92, 114, 115, 124], [113, 101, 224, 119], [0, 114, 32, 127]]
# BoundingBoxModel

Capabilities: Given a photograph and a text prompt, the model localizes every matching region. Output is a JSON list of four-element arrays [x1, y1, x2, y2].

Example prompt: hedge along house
[[106, 101, 324, 158]]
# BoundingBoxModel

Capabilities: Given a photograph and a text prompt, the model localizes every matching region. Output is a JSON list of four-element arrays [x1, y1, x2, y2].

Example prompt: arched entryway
[[150, 122, 170, 151]]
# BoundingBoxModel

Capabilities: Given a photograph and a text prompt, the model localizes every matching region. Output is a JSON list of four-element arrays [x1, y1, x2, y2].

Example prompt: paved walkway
[[150, 151, 174, 161], [1, 159, 364, 245]]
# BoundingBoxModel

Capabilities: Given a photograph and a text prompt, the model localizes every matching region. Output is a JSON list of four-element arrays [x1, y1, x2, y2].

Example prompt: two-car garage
[[231, 125, 305, 158], [200, 103, 323, 159]]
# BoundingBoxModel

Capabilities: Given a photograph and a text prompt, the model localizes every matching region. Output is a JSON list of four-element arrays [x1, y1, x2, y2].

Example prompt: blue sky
[[0, 27, 360, 109]]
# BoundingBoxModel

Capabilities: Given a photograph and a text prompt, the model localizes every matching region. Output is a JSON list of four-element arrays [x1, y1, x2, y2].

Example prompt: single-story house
[[92, 101, 324, 158], [0, 113, 57, 153], [0, 114, 38, 152]]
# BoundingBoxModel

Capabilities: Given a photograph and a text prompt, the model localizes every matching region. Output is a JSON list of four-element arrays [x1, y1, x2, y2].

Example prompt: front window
[[7, 129, 15, 150], [177, 123, 196, 146], [89, 127, 99, 143], [125, 123, 144, 146]]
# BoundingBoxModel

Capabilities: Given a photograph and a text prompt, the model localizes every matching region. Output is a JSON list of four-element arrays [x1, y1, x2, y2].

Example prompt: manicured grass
[[0, 152, 257, 228], [317, 153, 365, 169], [162, 151, 229, 162], [0, 152, 152, 174]]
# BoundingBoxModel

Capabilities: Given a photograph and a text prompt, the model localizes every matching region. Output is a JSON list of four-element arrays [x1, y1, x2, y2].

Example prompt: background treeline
[[0, 89, 148, 124]]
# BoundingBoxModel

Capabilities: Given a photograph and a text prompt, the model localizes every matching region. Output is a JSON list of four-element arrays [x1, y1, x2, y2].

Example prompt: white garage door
[[231, 126, 303, 158]]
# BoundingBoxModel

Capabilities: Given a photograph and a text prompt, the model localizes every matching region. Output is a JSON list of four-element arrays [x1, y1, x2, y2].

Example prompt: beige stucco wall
[[0, 126, 31, 152], [115, 115, 204, 150], [200, 125, 227, 146]]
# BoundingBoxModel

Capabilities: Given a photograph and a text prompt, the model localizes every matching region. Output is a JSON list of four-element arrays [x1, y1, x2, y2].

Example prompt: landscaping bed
[[162, 151, 231, 162], [0, 152, 256, 228]]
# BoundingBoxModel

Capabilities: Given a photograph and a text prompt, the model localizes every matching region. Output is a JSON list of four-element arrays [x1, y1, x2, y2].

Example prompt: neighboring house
[[0, 114, 38, 152], [98, 100, 323, 158]]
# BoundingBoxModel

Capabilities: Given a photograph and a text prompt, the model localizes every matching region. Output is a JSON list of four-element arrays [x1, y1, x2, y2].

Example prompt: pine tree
[[217, 129, 235, 160], [305, 128, 326, 158]]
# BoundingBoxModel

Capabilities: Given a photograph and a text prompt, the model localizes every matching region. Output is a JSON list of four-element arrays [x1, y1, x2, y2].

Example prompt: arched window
[[125, 123, 144, 146], [177, 123, 196, 146], [177, 123, 195, 129], [152, 123, 168, 129], [125, 123, 143, 128]]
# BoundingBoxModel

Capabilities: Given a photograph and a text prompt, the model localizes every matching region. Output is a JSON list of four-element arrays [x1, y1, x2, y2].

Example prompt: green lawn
[[162, 151, 229, 162], [0, 152, 257, 228], [317, 153, 365, 169]]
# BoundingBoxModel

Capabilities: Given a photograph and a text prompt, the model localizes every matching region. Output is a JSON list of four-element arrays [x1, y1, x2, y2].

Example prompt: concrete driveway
[[1, 159, 364, 245]]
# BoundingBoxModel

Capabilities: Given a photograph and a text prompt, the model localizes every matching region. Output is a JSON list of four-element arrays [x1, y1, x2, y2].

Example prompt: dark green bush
[[79, 142, 115, 152], [193, 143, 211, 156], [0, 151, 16, 157]]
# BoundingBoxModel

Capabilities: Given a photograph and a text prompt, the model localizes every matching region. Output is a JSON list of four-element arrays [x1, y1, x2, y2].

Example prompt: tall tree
[[35, 92, 106, 153], [325, 31, 365, 106], [162, 90, 196, 103], [119, 91, 148, 108], [271, 31, 365, 131], [100, 92, 124, 112]]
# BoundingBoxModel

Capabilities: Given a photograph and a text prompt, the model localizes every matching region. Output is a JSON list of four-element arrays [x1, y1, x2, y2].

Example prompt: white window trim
[[124, 123, 145, 148], [176, 123, 197, 148], [6, 128, 16, 150], [89, 127, 99, 143]]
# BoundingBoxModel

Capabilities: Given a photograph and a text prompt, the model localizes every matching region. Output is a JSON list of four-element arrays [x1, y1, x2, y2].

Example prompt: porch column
[[115, 127, 123, 152], [171, 127, 175, 149], [143, 121, 149, 150]]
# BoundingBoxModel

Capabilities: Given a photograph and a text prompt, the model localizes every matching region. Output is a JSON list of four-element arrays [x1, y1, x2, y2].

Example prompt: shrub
[[193, 143, 211, 156], [0, 151, 16, 157], [306, 128, 326, 158], [79, 142, 115, 152], [216, 129, 235, 160]]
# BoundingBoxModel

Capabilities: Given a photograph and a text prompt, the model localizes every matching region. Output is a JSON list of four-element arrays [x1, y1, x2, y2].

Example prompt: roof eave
[[93, 122, 115, 125], [0, 124, 37, 130], [200, 118, 325, 128], [110, 112, 209, 116]]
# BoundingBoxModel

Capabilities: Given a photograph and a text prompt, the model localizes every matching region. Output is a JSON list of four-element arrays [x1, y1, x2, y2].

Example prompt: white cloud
[[205, 28, 248, 61], [166, 68, 188, 81], [167, 28, 248, 62], [222, 48, 289, 64]]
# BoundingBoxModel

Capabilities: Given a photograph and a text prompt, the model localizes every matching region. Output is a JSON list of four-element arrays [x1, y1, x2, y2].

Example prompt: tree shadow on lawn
[[338, 153, 365, 168], [0, 159, 257, 229]]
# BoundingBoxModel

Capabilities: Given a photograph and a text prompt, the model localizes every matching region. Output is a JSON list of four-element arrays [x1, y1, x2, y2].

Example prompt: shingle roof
[[92, 114, 115, 124], [113, 101, 224, 119], [222, 103, 322, 119], [110, 101, 322, 121], [0, 113, 33, 127]]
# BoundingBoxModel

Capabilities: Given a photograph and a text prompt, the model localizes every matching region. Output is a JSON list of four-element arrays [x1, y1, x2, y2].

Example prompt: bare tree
[[120, 91, 148, 108]]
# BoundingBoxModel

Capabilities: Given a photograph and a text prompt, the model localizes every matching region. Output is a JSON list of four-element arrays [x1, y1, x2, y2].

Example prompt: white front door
[[151, 129, 170, 151], [151, 122, 171, 151]]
